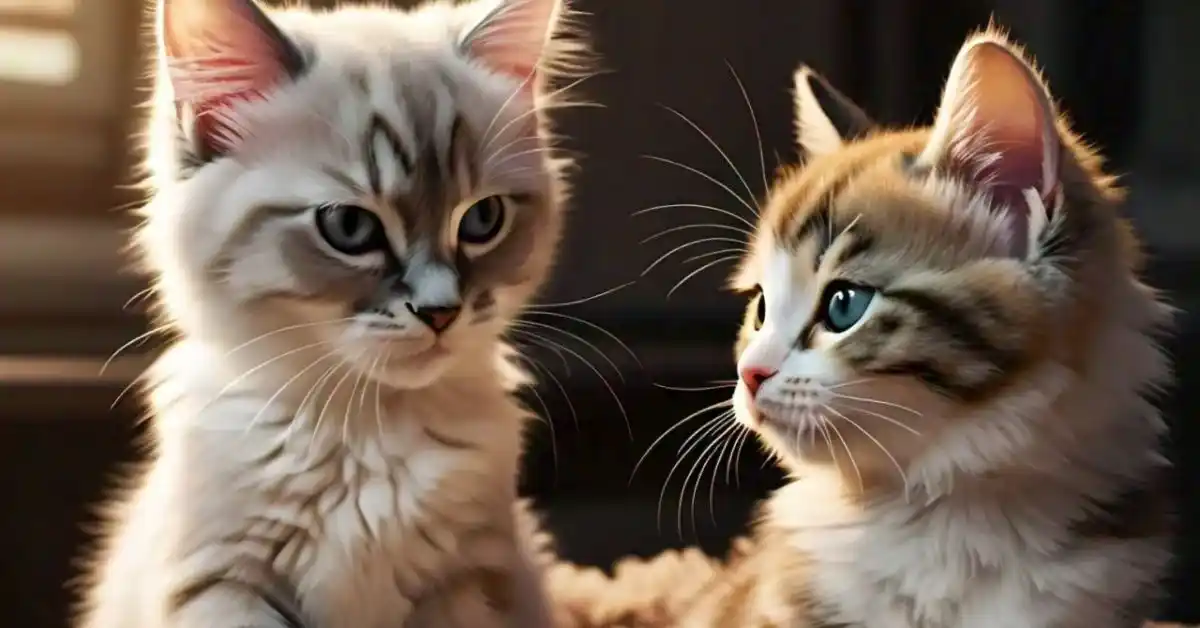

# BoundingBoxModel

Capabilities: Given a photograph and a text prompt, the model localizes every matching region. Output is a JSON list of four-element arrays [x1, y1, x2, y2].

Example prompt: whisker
[[652, 381, 736, 392], [830, 392, 924, 418], [632, 202, 756, 231], [641, 222, 750, 244], [642, 155, 759, 217], [101, 324, 174, 374], [373, 349, 390, 442], [824, 415, 863, 494], [508, 328, 573, 373], [316, 358, 359, 448], [480, 74, 596, 156], [514, 324, 631, 439], [641, 237, 747, 278], [536, 281, 635, 309], [521, 366, 559, 475], [659, 103, 758, 208], [827, 377, 876, 390], [725, 61, 770, 200], [516, 350, 579, 428], [242, 350, 338, 436], [477, 70, 536, 157], [219, 317, 355, 360], [682, 248, 747, 265], [680, 420, 738, 537], [189, 340, 331, 416], [514, 319, 623, 382], [826, 405, 910, 501], [524, 309, 642, 368], [667, 255, 743, 299], [727, 426, 752, 487], [706, 422, 741, 525], [630, 398, 733, 481], [656, 411, 732, 535], [677, 409, 729, 454], [293, 357, 348, 448], [815, 419, 843, 483], [836, 402, 921, 437]]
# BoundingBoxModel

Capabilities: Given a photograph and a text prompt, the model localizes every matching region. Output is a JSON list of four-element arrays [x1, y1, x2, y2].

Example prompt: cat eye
[[753, 289, 766, 330], [316, 204, 386, 255], [458, 196, 507, 247], [819, 280, 875, 333]]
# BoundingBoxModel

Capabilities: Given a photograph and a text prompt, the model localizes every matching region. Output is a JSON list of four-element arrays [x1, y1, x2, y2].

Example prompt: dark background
[[1, 1, 1196, 626]]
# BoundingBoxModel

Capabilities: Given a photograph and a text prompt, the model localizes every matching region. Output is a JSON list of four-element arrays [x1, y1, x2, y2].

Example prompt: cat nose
[[740, 366, 777, 398], [407, 303, 461, 333]]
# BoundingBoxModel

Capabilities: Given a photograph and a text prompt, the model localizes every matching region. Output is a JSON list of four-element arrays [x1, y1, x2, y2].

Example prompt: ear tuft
[[159, 0, 304, 157], [919, 31, 1061, 258], [461, 0, 566, 92], [792, 66, 875, 158]]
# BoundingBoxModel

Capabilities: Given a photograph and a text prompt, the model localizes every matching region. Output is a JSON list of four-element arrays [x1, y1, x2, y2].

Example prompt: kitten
[[75, 0, 585, 626], [552, 30, 1176, 628]]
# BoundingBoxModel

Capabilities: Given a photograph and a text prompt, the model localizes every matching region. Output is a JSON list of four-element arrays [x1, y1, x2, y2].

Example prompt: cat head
[[730, 31, 1169, 493], [139, 0, 584, 390]]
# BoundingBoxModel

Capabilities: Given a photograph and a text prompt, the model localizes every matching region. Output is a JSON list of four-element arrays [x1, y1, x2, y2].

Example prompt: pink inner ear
[[463, 0, 558, 88], [162, 0, 299, 152], [924, 39, 1061, 258]]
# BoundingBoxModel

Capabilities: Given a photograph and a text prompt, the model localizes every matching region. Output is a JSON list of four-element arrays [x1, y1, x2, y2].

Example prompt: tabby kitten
[[76, 0, 581, 627], [553, 30, 1175, 628]]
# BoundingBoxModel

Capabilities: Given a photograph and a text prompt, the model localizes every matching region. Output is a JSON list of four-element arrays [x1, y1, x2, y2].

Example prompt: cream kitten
[[75, 0, 583, 627]]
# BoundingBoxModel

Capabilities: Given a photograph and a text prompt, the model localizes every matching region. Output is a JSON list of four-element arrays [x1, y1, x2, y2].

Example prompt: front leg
[[166, 574, 309, 628]]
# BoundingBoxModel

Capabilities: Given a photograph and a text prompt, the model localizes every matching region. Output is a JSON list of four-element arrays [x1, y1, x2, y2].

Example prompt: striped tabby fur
[[550, 29, 1176, 628], [75, 1, 586, 627]]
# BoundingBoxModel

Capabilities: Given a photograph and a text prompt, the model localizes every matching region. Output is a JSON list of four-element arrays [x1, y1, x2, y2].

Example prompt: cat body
[[551, 30, 1174, 628], [76, 1, 582, 627]]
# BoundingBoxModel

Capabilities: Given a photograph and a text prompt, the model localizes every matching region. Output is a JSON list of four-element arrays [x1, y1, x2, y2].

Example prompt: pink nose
[[740, 366, 777, 398]]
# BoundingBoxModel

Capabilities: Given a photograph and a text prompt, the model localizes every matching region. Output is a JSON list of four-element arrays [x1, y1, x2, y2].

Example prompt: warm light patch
[[0, 27, 79, 85], [0, 0, 76, 16]]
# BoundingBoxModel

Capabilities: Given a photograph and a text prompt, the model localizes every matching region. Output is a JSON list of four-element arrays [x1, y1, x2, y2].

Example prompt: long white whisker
[[642, 237, 747, 278], [830, 392, 923, 418], [656, 411, 731, 535], [824, 415, 863, 494], [632, 202, 756, 231], [642, 155, 759, 217], [218, 318, 355, 361], [641, 222, 751, 244], [518, 352, 579, 428], [659, 104, 757, 207], [242, 350, 338, 436], [536, 281, 635, 309], [630, 399, 733, 481], [194, 340, 330, 417], [515, 319, 624, 381], [524, 310, 642, 368], [102, 324, 173, 373], [681, 420, 738, 537], [683, 248, 748, 265], [831, 398, 922, 436], [677, 410, 729, 454], [508, 327, 573, 372], [667, 255, 743, 299], [705, 422, 740, 524], [725, 60, 769, 201], [826, 405, 909, 501], [653, 381, 736, 392], [481, 74, 595, 155]]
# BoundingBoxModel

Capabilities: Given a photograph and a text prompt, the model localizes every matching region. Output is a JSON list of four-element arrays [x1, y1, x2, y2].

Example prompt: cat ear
[[461, 0, 565, 91], [158, 0, 306, 156], [918, 33, 1061, 259], [793, 66, 876, 158]]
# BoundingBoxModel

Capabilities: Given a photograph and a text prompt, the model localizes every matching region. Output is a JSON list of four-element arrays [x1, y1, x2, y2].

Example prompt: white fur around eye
[[451, 195, 513, 258]]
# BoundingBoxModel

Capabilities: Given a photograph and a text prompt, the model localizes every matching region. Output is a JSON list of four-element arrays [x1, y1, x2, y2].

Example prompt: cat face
[[730, 33, 1162, 487], [142, 0, 580, 389]]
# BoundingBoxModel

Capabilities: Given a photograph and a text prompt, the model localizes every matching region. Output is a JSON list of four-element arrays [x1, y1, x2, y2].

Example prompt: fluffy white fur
[[76, 1, 583, 627]]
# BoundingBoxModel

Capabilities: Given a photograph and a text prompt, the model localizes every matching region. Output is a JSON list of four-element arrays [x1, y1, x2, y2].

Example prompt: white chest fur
[[159, 375, 526, 628], [771, 475, 1161, 628]]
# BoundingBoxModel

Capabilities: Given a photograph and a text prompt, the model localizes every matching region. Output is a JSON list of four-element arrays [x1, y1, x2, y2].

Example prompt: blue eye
[[820, 280, 875, 333], [458, 196, 507, 246]]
